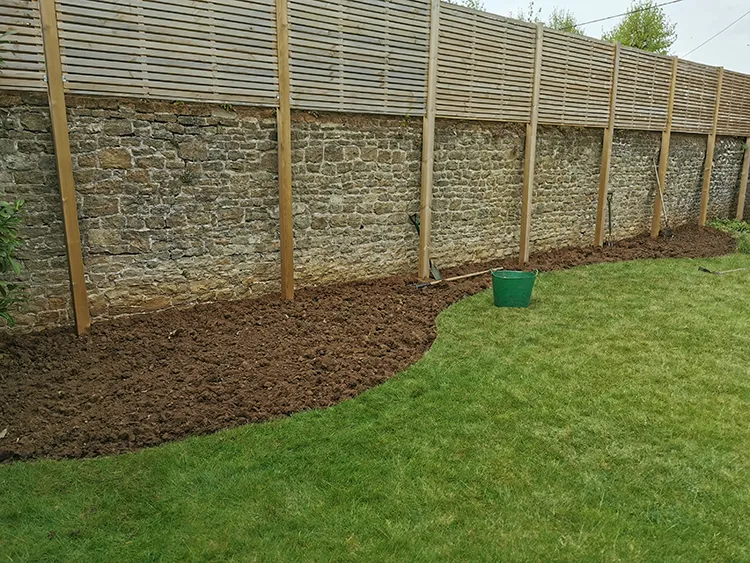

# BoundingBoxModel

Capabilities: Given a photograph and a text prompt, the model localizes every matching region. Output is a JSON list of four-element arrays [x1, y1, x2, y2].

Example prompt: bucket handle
[[489, 268, 539, 278]]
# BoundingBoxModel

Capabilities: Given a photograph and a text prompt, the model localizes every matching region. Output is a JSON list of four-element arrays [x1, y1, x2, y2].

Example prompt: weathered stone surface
[[20, 112, 50, 133], [101, 119, 134, 137], [178, 139, 209, 162], [531, 126, 602, 252], [709, 136, 745, 220], [431, 119, 524, 267], [607, 130, 661, 238], [0, 94, 71, 327], [98, 148, 132, 169], [291, 112, 421, 282], [664, 133, 706, 225]]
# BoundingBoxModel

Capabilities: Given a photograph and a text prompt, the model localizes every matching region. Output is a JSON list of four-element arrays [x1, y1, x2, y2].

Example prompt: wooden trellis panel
[[538, 30, 614, 128], [718, 70, 750, 137], [55, 0, 279, 106], [615, 47, 672, 131], [0, 0, 45, 91], [672, 59, 719, 134], [436, 3, 535, 122], [288, 0, 430, 115]]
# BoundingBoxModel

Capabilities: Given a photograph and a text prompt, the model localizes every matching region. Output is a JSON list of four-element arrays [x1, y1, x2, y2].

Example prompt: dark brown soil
[[0, 226, 735, 462]]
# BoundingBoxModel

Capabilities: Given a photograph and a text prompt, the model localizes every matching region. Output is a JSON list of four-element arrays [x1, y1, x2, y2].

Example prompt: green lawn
[[2, 255, 750, 562]]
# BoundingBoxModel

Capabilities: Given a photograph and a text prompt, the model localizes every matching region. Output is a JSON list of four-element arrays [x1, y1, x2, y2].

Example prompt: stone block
[[324, 144, 344, 163], [102, 120, 134, 136], [20, 112, 50, 132], [98, 148, 133, 169], [76, 153, 98, 168], [178, 140, 209, 161]]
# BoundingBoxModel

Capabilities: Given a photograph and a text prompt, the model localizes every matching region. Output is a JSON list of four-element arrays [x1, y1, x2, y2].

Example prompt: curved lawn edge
[[0, 226, 737, 462]]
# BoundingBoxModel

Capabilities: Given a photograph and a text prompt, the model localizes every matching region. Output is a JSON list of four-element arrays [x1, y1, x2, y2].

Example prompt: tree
[[548, 8, 584, 34], [511, 3, 583, 34], [602, 0, 676, 54], [445, 0, 485, 11], [511, 1, 542, 23]]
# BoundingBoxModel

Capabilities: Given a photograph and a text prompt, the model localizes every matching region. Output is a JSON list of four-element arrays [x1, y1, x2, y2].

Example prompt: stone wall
[[664, 133, 707, 225], [431, 120, 524, 267], [607, 130, 661, 239], [531, 126, 603, 252], [291, 112, 422, 283], [70, 97, 281, 319], [709, 136, 745, 219], [1, 91, 747, 331], [0, 92, 71, 327]]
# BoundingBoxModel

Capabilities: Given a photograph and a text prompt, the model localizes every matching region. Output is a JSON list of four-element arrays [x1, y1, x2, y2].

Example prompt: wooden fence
[[1, 0, 750, 333], [5, 0, 750, 133]]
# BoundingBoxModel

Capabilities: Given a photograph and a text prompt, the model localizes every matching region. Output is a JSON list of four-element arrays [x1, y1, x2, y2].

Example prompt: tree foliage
[[511, 1, 542, 23], [511, 2, 583, 34], [602, 0, 677, 54], [445, 0, 485, 11], [547, 8, 584, 35]]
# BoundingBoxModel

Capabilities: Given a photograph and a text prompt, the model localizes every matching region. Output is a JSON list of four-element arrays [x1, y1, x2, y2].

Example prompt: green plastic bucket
[[492, 269, 537, 308]]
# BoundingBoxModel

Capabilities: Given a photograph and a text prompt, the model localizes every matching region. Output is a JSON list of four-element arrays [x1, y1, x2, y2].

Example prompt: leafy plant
[[736, 233, 750, 255], [0, 199, 25, 326], [709, 218, 750, 234], [547, 8, 584, 34], [511, 1, 542, 23], [445, 0, 485, 11], [602, 0, 677, 54], [709, 218, 750, 255], [511, 2, 583, 34]]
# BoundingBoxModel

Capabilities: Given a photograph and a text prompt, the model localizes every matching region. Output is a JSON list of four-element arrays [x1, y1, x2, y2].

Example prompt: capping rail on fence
[[1, 0, 750, 334]]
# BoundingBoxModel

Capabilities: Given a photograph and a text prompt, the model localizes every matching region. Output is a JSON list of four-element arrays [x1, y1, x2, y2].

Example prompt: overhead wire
[[681, 8, 750, 57]]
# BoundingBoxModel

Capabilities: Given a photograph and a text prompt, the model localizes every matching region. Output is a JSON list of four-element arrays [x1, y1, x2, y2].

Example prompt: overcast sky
[[483, 0, 750, 74]]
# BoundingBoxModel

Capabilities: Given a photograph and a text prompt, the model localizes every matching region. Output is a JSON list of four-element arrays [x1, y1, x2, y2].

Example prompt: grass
[[2, 255, 750, 562], [709, 218, 750, 254]]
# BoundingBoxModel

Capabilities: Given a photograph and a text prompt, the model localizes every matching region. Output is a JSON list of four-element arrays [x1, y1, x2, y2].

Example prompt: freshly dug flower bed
[[0, 226, 735, 462]]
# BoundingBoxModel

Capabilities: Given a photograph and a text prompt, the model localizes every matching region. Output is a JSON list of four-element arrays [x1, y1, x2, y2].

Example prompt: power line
[[681, 9, 750, 58], [561, 0, 686, 32]]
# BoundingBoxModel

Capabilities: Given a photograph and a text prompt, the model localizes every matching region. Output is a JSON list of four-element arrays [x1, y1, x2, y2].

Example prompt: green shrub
[[736, 232, 750, 255], [709, 218, 750, 234], [709, 218, 750, 255], [0, 200, 25, 326]]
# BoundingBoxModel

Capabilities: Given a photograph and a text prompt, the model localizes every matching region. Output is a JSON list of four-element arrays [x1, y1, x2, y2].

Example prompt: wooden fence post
[[651, 56, 678, 238], [699, 67, 724, 227], [594, 42, 621, 247], [38, 0, 90, 335], [736, 137, 750, 220], [275, 0, 294, 300], [519, 23, 543, 265], [418, 0, 440, 281]]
